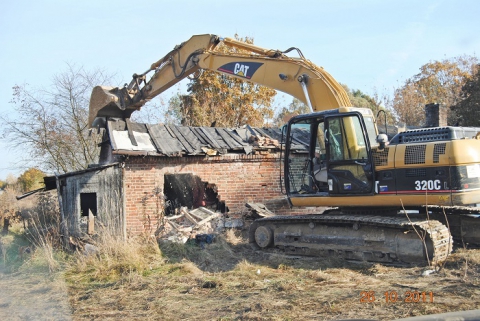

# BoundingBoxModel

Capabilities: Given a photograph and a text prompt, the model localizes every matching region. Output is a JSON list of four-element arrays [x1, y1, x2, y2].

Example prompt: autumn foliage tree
[[17, 168, 45, 193], [179, 35, 277, 127], [390, 55, 478, 126]]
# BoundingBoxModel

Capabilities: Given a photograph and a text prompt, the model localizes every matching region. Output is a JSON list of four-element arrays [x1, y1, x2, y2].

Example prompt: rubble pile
[[247, 135, 279, 147], [158, 207, 226, 243], [157, 203, 273, 244]]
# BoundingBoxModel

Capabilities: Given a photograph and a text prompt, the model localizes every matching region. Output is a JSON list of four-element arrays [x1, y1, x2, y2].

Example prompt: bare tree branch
[[1, 64, 115, 174]]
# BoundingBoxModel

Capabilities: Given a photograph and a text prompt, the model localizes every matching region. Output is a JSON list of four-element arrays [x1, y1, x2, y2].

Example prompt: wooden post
[[88, 210, 95, 235]]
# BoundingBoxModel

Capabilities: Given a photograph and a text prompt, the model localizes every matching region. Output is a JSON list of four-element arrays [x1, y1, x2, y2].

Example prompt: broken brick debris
[[158, 207, 226, 244]]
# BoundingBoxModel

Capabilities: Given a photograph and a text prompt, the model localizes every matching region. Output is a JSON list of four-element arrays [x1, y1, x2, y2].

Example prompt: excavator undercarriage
[[248, 209, 470, 266]]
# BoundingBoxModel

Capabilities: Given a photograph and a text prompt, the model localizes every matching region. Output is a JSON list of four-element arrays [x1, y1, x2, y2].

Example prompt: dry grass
[[66, 232, 164, 283], [224, 228, 243, 245], [3, 199, 479, 320], [63, 230, 480, 320], [2, 211, 480, 320]]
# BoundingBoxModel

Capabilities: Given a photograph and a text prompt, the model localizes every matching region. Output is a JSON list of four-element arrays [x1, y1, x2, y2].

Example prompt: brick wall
[[122, 152, 325, 235], [425, 103, 447, 127]]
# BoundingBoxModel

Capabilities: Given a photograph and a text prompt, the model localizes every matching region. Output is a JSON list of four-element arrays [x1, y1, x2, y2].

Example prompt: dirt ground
[[1, 230, 480, 321], [0, 270, 71, 320], [0, 228, 71, 320]]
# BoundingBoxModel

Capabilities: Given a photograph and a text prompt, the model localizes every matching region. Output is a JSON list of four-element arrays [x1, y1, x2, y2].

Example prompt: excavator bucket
[[88, 86, 124, 127]]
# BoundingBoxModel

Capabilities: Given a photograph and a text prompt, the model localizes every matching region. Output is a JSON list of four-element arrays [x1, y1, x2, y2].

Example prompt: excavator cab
[[284, 111, 375, 197]]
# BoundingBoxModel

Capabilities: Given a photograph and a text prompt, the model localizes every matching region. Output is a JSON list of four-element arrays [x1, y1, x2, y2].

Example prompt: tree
[[0, 178, 19, 234], [343, 84, 396, 128], [273, 87, 395, 128], [162, 93, 184, 126], [390, 81, 426, 126], [17, 168, 45, 193], [183, 34, 277, 127], [1, 64, 114, 174], [130, 101, 166, 125], [390, 56, 478, 126], [452, 65, 480, 126], [273, 98, 310, 127], [1, 187, 17, 233], [346, 86, 378, 111]]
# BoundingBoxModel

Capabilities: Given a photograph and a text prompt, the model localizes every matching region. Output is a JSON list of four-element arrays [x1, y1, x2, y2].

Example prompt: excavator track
[[337, 205, 480, 246], [423, 206, 480, 246], [249, 214, 453, 266]]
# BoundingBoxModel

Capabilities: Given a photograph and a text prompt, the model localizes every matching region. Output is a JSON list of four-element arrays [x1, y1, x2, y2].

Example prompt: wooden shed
[[45, 164, 125, 239]]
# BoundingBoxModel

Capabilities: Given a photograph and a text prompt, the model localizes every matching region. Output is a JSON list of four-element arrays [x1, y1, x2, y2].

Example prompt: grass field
[[65, 231, 480, 320], [1, 227, 479, 320]]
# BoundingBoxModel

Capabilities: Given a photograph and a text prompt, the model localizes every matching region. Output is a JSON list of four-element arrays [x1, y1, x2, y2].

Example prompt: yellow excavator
[[89, 34, 480, 266]]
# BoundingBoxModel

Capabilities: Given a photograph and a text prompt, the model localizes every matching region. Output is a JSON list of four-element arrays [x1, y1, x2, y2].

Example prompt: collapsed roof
[[103, 119, 307, 157]]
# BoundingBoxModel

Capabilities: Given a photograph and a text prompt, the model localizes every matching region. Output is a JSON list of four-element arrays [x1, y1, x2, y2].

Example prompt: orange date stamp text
[[360, 291, 434, 303]]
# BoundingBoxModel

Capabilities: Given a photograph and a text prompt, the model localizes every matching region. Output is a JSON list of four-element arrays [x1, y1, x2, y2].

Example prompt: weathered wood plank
[[177, 127, 203, 154], [246, 202, 275, 217], [216, 128, 242, 149], [169, 125, 196, 154], [125, 118, 138, 146], [148, 124, 184, 155], [199, 127, 223, 149]]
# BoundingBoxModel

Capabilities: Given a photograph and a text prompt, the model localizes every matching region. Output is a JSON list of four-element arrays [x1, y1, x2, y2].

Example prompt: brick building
[[47, 119, 323, 238]]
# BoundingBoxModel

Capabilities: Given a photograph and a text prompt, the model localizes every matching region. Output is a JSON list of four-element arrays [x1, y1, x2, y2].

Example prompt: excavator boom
[[89, 34, 351, 126]]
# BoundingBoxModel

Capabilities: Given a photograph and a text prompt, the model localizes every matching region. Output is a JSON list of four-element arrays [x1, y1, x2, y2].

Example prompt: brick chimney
[[425, 103, 447, 128]]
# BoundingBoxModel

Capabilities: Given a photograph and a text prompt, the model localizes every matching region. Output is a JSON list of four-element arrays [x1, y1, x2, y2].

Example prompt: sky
[[0, 0, 479, 180]]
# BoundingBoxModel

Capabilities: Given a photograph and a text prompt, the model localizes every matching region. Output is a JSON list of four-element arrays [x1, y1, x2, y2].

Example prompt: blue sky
[[0, 0, 479, 180]]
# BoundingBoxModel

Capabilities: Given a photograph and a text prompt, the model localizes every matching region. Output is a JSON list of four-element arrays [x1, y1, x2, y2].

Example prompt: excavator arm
[[89, 34, 352, 126]]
